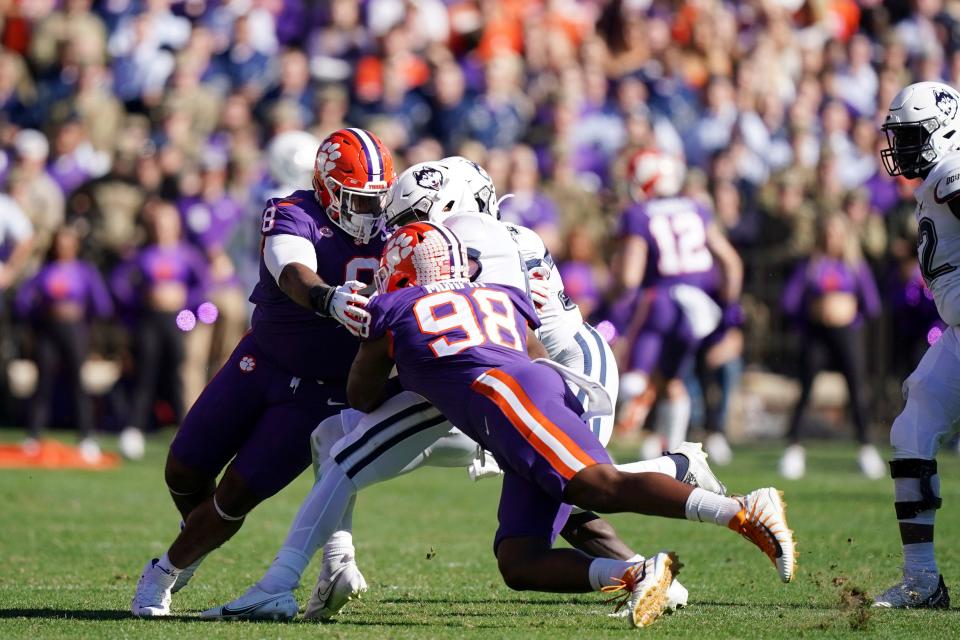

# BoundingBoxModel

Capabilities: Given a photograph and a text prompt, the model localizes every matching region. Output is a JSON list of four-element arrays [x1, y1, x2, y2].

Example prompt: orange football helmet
[[375, 221, 470, 294], [627, 149, 685, 201], [314, 128, 396, 244]]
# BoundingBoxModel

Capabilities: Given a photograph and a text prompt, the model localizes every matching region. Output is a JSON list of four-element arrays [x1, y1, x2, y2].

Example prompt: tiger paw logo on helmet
[[315, 141, 341, 175], [383, 231, 415, 268]]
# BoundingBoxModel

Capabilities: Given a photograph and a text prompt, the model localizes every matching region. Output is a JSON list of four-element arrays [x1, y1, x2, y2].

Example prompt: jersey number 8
[[414, 289, 523, 358]]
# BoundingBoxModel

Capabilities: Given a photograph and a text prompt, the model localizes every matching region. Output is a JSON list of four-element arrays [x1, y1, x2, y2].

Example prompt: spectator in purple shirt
[[176, 151, 248, 406], [15, 226, 113, 461], [779, 213, 883, 481], [111, 200, 208, 459]]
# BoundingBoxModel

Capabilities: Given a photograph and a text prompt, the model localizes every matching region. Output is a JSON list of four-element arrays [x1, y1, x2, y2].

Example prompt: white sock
[[258, 547, 310, 594], [258, 463, 358, 593], [616, 456, 677, 478], [321, 529, 356, 575], [684, 487, 742, 526], [156, 553, 182, 576], [588, 557, 638, 591], [904, 542, 939, 581], [656, 397, 691, 450]]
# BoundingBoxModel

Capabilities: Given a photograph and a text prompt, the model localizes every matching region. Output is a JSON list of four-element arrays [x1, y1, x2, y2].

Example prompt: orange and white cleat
[[728, 488, 796, 583], [603, 552, 681, 628]]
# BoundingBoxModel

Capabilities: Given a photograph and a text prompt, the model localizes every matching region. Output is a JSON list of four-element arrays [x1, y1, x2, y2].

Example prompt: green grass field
[[3, 433, 960, 639]]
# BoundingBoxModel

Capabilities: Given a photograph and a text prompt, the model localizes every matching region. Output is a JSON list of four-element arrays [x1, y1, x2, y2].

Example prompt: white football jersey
[[503, 222, 584, 356], [443, 213, 527, 292], [915, 151, 960, 326]]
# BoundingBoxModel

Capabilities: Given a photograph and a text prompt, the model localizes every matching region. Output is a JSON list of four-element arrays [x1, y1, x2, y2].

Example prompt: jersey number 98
[[414, 289, 523, 358]]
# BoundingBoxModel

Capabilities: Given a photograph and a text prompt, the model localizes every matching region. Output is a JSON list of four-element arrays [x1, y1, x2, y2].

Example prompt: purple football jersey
[[248, 190, 385, 381], [366, 281, 540, 433], [619, 196, 719, 291]]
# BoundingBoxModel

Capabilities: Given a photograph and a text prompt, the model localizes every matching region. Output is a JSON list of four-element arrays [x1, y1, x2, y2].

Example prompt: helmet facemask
[[881, 118, 940, 178], [324, 176, 387, 244]]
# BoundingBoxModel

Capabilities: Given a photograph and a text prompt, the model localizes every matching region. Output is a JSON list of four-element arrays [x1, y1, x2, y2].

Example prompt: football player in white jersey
[[202, 159, 728, 621], [873, 81, 960, 609]]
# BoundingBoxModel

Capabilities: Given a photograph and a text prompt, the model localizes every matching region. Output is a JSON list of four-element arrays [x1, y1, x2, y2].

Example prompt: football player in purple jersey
[[131, 128, 396, 617], [203, 222, 795, 629], [612, 150, 742, 458]]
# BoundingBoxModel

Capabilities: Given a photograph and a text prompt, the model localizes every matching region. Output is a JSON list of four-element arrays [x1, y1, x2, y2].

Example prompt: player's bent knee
[[164, 452, 213, 496], [496, 539, 549, 591], [564, 464, 620, 513]]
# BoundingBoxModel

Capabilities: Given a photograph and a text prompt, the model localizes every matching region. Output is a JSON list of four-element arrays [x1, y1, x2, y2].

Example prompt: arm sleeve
[[856, 261, 882, 319], [263, 234, 318, 284]]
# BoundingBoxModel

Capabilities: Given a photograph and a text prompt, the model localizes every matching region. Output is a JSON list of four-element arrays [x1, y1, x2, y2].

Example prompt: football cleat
[[131, 558, 175, 617], [666, 578, 688, 610], [874, 574, 950, 609], [778, 444, 805, 480], [858, 445, 886, 480], [602, 552, 680, 628], [669, 441, 727, 495], [728, 488, 796, 583], [705, 433, 733, 466], [468, 449, 503, 481], [304, 561, 368, 620], [200, 585, 299, 621]]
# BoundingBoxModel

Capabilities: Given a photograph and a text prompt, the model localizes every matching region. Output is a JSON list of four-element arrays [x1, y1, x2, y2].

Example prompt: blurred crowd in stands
[[0, 0, 953, 461]]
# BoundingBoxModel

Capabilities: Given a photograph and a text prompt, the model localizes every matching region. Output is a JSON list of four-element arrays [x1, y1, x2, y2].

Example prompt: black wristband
[[309, 284, 335, 317]]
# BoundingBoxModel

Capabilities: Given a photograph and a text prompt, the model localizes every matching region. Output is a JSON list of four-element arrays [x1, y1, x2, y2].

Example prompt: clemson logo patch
[[239, 356, 256, 372]]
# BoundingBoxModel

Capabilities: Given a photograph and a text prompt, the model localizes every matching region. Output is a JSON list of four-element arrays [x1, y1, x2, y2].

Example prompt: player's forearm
[[347, 339, 395, 412], [526, 328, 549, 359], [278, 262, 330, 312]]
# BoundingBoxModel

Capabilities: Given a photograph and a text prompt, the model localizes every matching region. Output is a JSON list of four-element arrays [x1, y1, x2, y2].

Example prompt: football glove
[[528, 266, 551, 311], [312, 280, 371, 337]]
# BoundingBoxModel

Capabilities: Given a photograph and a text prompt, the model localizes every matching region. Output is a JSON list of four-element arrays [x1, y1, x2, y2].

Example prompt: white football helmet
[[383, 161, 480, 227], [266, 131, 321, 191], [443, 155, 501, 219], [628, 148, 685, 201], [882, 81, 960, 178]]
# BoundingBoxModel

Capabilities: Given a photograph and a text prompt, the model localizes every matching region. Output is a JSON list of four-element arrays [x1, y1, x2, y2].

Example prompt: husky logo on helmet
[[414, 167, 444, 191], [935, 88, 959, 120]]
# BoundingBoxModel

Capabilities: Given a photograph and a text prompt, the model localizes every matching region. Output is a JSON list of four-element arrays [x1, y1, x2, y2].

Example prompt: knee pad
[[890, 458, 942, 520]]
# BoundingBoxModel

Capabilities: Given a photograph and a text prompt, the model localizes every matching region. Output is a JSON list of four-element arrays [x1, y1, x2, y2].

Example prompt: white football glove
[[327, 280, 371, 337], [528, 266, 551, 311]]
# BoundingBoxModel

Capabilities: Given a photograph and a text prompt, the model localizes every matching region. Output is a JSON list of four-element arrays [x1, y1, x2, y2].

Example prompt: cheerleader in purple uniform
[[15, 226, 113, 460]]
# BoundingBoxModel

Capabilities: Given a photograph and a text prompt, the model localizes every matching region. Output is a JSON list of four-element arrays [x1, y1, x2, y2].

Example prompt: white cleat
[[304, 561, 368, 620], [705, 433, 733, 466], [874, 574, 950, 609], [666, 578, 689, 610], [201, 585, 299, 621], [615, 552, 681, 628], [778, 444, 805, 480], [78, 438, 102, 464], [729, 488, 797, 583], [669, 441, 727, 495], [858, 445, 886, 480], [119, 427, 145, 460], [131, 558, 175, 617]]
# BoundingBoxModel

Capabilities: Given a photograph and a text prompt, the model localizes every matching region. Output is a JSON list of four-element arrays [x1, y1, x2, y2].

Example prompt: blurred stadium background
[[0, 0, 951, 463]]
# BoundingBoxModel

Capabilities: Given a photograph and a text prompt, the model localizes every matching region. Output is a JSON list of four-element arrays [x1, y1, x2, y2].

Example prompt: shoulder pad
[[929, 153, 960, 204], [503, 222, 546, 256]]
